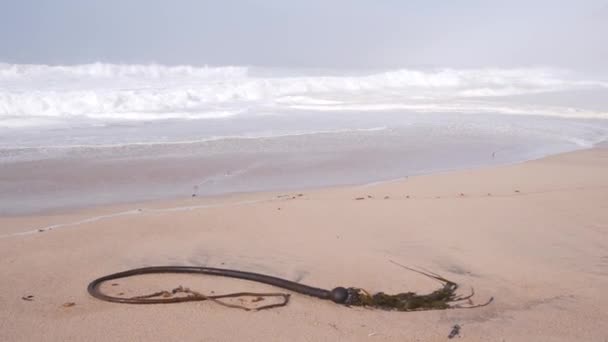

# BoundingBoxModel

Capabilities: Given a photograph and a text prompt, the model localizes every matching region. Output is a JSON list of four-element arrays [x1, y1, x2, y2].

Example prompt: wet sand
[[5, 114, 600, 216], [1, 148, 608, 341]]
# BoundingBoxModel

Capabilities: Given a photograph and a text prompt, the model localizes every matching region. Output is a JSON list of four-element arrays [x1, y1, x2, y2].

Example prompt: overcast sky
[[1, 0, 607, 70]]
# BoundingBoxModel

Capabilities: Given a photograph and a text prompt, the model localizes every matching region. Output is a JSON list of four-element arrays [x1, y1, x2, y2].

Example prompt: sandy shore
[[1, 148, 608, 341]]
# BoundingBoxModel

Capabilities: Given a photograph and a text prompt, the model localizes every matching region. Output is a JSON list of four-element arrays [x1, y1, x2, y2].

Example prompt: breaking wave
[[1, 62, 607, 128]]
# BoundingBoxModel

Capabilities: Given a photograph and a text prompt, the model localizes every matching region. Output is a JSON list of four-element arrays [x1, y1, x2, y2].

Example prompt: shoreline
[[0, 144, 600, 226], [3, 110, 608, 216], [1, 144, 605, 235], [2, 146, 608, 248], [1, 140, 603, 218]]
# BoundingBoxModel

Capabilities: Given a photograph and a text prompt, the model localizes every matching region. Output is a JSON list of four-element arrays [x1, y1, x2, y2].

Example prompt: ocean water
[[1, 63, 608, 214]]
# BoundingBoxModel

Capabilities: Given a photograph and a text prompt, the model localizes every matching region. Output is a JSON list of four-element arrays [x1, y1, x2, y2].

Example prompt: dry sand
[[1, 148, 608, 341]]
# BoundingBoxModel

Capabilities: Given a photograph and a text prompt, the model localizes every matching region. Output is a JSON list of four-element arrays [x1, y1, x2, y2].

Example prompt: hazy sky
[[1, 0, 607, 70]]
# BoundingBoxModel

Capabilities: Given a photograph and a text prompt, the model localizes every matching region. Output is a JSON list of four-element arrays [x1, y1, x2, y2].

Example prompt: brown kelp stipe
[[88, 263, 493, 311]]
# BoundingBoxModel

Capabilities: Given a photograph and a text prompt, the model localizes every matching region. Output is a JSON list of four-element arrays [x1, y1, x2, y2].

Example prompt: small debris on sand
[[384, 196, 390, 199], [515, 189, 521, 193], [355, 197, 365, 200], [448, 324, 461, 339], [459, 193, 465, 197], [62, 302, 76, 308], [21, 295, 34, 301], [111, 283, 119, 286], [367, 195, 373, 198], [251, 297, 265, 303]]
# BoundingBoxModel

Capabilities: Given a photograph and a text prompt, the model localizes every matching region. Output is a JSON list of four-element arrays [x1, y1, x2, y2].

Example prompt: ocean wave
[[1, 62, 607, 127]]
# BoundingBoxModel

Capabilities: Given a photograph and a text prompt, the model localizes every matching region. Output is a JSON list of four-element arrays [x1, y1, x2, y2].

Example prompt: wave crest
[[1, 63, 607, 127]]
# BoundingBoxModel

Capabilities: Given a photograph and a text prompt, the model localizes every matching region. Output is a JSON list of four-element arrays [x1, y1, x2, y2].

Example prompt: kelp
[[343, 261, 493, 311], [88, 262, 492, 311]]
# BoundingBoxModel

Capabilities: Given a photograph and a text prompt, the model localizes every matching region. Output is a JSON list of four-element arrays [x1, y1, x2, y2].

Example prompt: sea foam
[[1, 62, 607, 128]]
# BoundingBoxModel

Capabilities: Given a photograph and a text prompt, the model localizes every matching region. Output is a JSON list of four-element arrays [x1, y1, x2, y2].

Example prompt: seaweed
[[344, 260, 493, 311]]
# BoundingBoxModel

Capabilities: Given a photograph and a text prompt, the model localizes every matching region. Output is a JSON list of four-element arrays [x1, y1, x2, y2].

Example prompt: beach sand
[[1, 148, 608, 341]]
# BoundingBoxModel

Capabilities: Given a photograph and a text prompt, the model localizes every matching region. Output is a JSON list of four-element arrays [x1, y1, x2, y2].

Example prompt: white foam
[[1, 126, 389, 151], [1, 63, 607, 128], [286, 102, 608, 119]]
